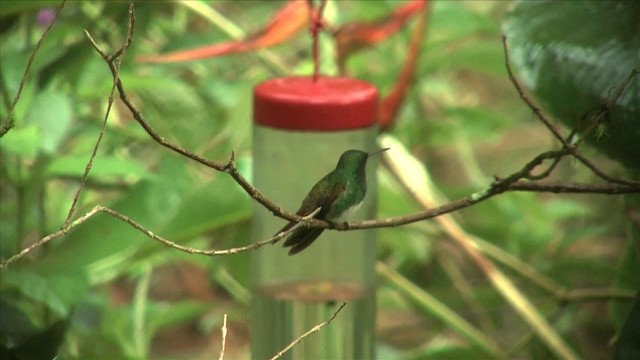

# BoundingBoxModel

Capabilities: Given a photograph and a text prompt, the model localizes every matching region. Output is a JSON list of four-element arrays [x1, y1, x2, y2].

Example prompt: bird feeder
[[251, 75, 379, 359]]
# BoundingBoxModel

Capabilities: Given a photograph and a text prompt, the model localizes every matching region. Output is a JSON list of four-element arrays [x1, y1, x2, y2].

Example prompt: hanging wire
[[307, 0, 327, 81]]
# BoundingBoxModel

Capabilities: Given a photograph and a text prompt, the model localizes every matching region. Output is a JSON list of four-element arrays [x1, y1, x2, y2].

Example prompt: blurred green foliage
[[0, 1, 637, 359]]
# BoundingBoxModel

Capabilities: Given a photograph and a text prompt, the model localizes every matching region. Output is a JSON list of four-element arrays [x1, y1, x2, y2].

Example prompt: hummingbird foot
[[327, 220, 350, 230]]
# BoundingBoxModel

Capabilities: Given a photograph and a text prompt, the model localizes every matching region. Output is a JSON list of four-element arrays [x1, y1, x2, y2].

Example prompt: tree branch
[[0, 0, 66, 137], [502, 35, 640, 187], [269, 302, 347, 360], [2, 3, 638, 270], [0, 206, 321, 269], [63, 3, 135, 228]]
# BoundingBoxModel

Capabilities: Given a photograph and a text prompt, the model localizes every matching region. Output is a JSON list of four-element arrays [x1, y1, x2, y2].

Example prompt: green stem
[[133, 263, 152, 358]]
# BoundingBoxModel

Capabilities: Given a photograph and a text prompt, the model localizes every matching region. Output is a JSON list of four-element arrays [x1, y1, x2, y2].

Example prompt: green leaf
[[429, 1, 499, 44], [46, 154, 150, 182], [446, 40, 506, 76], [611, 206, 640, 328], [446, 106, 510, 141], [545, 199, 591, 219], [0, 125, 42, 157], [504, 0, 640, 170], [407, 341, 500, 360], [30, 155, 251, 284], [161, 173, 252, 240], [145, 300, 209, 333], [1, 269, 89, 317], [0, 298, 37, 344], [1, 24, 78, 91], [24, 86, 73, 154], [2, 318, 69, 360], [615, 291, 640, 360]]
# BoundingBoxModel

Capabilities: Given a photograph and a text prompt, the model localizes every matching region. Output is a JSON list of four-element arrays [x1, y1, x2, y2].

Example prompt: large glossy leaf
[[503, 0, 640, 170]]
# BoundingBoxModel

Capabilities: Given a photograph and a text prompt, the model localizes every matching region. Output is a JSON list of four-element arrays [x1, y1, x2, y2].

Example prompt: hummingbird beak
[[367, 147, 390, 158]]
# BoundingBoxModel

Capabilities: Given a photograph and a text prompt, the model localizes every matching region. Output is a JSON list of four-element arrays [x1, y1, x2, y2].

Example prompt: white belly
[[333, 201, 363, 222]]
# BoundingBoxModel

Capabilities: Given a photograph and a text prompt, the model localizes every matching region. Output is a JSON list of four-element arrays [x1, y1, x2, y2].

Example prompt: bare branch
[[340, 179, 639, 231], [64, 2, 136, 227], [86, 30, 303, 225], [502, 34, 569, 147], [83, 9, 638, 237], [0, 206, 102, 269], [502, 35, 640, 187], [0, 206, 321, 269], [269, 302, 347, 360], [0, 0, 66, 137], [4, 4, 639, 271], [506, 181, 639, 194]]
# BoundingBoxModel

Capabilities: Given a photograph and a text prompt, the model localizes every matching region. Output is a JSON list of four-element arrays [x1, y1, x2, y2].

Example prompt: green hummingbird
[[276, 148, 389, 255]]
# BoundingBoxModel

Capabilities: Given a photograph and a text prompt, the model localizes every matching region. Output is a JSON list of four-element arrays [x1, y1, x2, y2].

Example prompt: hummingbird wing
[[276, 172, 347, 255], [295, 171, 347, 218]]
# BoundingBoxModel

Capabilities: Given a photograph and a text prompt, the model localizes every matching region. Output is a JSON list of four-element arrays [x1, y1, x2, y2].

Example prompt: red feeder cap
[[254, 76, 378, 131]]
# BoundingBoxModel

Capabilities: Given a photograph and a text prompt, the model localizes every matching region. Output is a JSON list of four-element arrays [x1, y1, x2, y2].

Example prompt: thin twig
[[5, 166, 636, 269], [307, 0, 327, 82], [0, 206, 320, 269], [96, 205, 320, 256], [4, 4, 639, 271], [502, 34, 569, 147], [525, 156, 562, 180], [568, 68, 640, 186], [507, 181, 639, 194], [81, 2, 308, 226], [559, 287, 636, 303], [86, 11, 639, 235], [219, 314, 228, 360], [502, 35, 639, 187], [0, 205, 102, 269], [342, 180, 639, 231], [269, 302, 347, 360], [95, 46, 301, 224], [104, 51, 640, 231], [0, 72, 13, 111], [64, 2, 136, 227], [572, 68, 639, 149], [0, 0, 66, 137], [571, 150, 640, 186]]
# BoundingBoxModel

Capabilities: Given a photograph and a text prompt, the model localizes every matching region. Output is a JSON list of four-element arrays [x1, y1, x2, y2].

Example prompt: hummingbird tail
[[283, 228, 325, 255]]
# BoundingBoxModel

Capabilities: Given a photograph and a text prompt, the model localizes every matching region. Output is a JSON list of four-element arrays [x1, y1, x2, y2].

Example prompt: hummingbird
[[276, 148, 389, 255]]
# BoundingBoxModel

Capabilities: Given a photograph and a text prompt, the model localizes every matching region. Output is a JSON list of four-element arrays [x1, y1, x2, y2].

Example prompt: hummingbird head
[[335, 148, 390, 172]]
